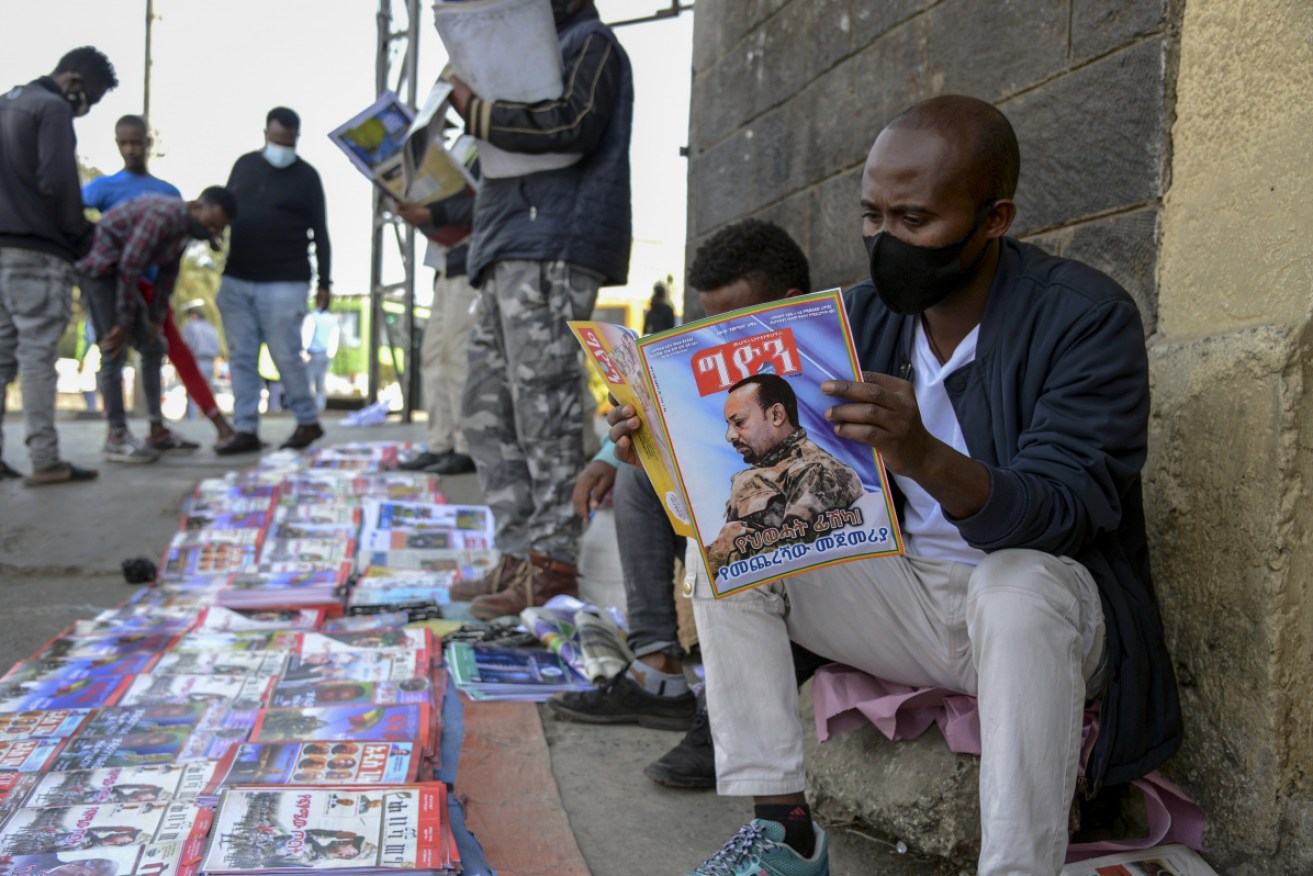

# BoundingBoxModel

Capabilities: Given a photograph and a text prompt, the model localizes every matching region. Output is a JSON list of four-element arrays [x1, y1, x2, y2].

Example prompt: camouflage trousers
[[461, 260, 600, 565]]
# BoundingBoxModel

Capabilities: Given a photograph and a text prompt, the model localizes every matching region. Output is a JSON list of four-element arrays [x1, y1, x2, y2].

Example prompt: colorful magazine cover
[[32, 636, 176, 662], [362, 502, 492, 535], [118, 675, 274, 713], [0, 677, 132, 712], [195, 608, 325, 634], [159, 542, 258, 580], [294, 630, 430, 655], [150, 653, 287, 678], [0, 712, 96, 742], [207, 742, 420, 791], [201, 785, 448, 873], [573, 289, 904, 597], [0, 834, 211, 876], [257, 540, 355, 575], [0, 740, 67, 774], [0, 773, 39, 820], [569, 319, 693, 537], [20, 764, 218, 807], [180, 511, 270, 531], [265, 679, 433, 710], [3, 656, 158, 685], [279, 652, 428, 685], [248, 705, 432, 746], [0, 802, 212, 876]]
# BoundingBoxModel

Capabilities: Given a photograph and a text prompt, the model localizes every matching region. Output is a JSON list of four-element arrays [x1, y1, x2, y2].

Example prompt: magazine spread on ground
[[201, 785, 448, 873], [572, 289, 904, 597], [1060, 843, 1219, 875]]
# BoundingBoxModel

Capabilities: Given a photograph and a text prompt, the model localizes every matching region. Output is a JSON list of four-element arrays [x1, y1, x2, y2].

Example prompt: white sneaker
[[103, 431, 161, 464]]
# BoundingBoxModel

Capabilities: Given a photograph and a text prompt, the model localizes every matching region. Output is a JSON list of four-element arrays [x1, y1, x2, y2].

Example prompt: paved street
[[0, 411, 950, 876]]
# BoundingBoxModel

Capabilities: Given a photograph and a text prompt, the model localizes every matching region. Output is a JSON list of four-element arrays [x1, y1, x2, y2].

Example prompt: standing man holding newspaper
[[445, 0, 634, 619]]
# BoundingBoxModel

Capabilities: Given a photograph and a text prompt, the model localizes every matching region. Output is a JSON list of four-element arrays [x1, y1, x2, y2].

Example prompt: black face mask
[[188, 218, 212, 241], [65, 88, 90, 118], [862, 203, 995, 315]]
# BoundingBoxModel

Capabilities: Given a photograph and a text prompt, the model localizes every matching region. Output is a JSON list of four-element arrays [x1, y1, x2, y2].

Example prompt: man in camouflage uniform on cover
[[446, 0, 633, 619], [706, 373, 864, 574]]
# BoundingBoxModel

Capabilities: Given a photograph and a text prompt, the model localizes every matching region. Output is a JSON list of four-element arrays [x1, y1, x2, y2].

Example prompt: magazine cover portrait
[[638, 290, 903, 596]]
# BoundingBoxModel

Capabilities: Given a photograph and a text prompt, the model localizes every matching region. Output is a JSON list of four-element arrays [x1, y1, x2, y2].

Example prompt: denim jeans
[[216, 277, 318, 433], [305, 350, 330, 412], [614, 463, 686, 659], [0, 249, 74, 468], [689, 548, 1106, 875], [80, 274, 165, 433]]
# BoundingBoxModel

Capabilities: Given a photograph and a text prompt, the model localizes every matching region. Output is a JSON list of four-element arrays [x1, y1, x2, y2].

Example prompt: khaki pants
[[689, 547, 1106, 875], [421, 271, 479, 455]]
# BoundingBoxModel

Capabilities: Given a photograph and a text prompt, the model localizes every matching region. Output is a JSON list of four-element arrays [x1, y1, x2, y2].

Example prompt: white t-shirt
[[889, 321, 986, 566]]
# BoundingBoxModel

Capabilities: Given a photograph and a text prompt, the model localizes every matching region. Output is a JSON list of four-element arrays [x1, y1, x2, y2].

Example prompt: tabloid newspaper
[[201, 785, 450, 873], [571, 289, 904, 597]]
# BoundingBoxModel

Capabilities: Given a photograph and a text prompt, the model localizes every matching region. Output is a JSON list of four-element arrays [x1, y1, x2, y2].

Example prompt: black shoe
[[432, 452, 475, 475], [214, 431, 266, 455], [548, 674, 697, 731], [280, 422, 324, 450], [398, 450, 451, 472], [644, 706, 716, 788]]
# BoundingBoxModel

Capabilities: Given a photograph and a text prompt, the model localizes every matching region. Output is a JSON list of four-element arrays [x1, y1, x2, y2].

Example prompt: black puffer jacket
[[0, 77, 94, 261], [846, 238, 1182, 795], [463, 6, 633, 286]]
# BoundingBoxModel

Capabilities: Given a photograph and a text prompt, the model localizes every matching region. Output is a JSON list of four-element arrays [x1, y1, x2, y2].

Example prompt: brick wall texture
[[684, 0, 1175, 327]]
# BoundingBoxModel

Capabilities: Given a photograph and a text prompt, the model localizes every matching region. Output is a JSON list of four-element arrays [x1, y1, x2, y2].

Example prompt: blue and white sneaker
[[684, 819, 829, 876]]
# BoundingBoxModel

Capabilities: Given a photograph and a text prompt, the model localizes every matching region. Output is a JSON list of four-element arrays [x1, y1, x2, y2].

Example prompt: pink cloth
[[810, 663, 1205, 862]]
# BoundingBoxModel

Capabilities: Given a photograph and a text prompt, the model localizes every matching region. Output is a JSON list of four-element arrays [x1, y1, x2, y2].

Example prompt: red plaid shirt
[[76, 196, 193, 326]]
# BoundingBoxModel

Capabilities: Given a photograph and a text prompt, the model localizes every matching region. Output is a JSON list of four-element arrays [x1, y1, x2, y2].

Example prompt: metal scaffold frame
[[368, 0, 422, 419]]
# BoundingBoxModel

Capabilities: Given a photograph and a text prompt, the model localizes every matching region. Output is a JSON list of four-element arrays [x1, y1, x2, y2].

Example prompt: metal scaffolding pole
[[368, 0, 422, 421]]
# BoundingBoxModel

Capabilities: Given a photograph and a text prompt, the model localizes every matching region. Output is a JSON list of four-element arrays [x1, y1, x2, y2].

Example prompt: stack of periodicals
[[0, 441, 471, 876], [444, 642, 591, 702], [348, 501, 498, 621]]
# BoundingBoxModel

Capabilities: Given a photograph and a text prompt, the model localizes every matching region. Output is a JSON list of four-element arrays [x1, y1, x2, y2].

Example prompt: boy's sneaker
[[684, 820, 829, 876], [103, 432, 161, 464], [547, 674, 697, 731], [147, 430, 200, 454], [644, 705, 715, 788]]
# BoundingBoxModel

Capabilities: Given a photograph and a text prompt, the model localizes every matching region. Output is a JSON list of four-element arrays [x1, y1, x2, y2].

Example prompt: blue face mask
[[263, 142, 297, 169]]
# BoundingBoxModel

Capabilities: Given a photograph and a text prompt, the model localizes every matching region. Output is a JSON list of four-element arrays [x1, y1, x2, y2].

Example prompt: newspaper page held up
[[327, 92, 414, 200], [432, 0, 582, 178]]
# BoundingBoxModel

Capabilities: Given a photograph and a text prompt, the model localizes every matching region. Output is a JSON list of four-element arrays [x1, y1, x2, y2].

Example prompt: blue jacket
[[846, 238, 1182, 794], [464, 6, 633, 286]]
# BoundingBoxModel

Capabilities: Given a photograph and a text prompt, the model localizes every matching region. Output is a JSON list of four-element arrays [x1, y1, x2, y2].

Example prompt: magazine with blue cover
[[574, 290, 903, 597]]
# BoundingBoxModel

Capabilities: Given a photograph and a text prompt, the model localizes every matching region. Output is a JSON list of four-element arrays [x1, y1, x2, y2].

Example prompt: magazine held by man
[[571, 289, 904, 597]]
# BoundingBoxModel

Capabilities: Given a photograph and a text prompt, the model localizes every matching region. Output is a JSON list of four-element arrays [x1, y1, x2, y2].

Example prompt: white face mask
[[263, 142, 297, 168]]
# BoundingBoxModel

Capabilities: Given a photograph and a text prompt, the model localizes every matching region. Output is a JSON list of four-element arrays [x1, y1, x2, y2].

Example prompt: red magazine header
[[692, 328, 802, 396]]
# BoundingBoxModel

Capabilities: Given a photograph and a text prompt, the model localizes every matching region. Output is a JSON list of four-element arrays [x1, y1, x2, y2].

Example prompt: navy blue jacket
[[464, 6, 633, 286], [846, 238, 1182, 793]]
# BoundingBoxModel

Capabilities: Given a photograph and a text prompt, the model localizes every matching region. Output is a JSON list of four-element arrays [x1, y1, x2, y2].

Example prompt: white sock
[[627, 661, 689, 697]]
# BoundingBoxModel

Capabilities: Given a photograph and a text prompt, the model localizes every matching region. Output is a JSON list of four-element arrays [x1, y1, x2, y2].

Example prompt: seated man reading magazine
[[608, 95, 1182, 876]]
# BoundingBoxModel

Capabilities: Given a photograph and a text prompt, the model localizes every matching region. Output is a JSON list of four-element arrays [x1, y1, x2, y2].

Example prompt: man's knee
[[967, 549, 1084, 630]]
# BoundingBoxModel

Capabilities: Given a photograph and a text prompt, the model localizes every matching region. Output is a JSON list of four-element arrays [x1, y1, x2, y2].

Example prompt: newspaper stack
[[445, 642, 590, 702]]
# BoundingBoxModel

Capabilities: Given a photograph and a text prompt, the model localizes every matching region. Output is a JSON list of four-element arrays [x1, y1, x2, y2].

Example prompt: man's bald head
[[885, 95, 1020, 205]]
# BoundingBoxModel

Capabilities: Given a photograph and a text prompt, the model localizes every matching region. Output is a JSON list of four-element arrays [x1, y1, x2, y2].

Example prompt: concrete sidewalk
[[0, 412, 947, 876]]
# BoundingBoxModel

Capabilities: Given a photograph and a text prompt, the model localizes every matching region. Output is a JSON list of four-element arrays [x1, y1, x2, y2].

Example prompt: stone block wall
[[684, 0, 1172, 325]]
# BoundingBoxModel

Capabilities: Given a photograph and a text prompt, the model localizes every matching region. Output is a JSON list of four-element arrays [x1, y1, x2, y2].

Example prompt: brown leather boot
[[469, 550, 578, 621], [450, 554, 529, 602]]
